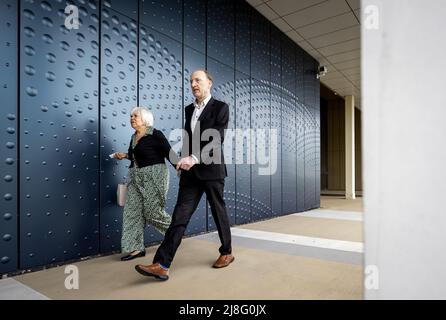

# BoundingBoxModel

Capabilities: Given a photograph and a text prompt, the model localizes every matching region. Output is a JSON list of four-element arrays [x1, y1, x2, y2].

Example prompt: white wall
[[362, 0, 446, 299]]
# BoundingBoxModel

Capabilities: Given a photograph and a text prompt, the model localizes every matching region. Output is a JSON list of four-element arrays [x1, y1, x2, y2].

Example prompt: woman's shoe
[[120, 250, 146, 261]]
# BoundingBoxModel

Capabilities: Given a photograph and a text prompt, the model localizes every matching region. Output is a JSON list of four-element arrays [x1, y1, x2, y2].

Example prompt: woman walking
[[114, 106, 178, 261]]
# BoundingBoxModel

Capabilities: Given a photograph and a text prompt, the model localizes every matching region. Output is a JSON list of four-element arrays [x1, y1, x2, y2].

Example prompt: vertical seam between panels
[[17, 0, 21, 270], [98, 0, 102, 253]]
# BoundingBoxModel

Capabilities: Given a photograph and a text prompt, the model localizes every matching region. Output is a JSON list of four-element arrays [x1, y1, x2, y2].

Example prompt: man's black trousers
[[153, 173, 232, 268]]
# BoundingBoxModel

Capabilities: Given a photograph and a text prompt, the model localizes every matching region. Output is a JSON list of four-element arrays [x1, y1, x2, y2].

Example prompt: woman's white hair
[[131, 106, 154, 127]]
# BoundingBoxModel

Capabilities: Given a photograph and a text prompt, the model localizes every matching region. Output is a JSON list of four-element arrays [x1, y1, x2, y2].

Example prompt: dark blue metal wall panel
[[250, 8, 272, 220], [270, 26, 281, 90], [184, 46, 205, 106], [207, 58, 236, 229], [183, 46, 207, 235], [309, 108, 317, 209], [140, 0, 182, 42], [251, 78, 271, 220], [303, 54, 316, 210], [139, 26, 183, 241], [100, 8, 138, 253], [235, 1, 250, 75], [305, 54, 319, 209], [183, 0, 207, 53], [315, 76, 321, 208], [251, 10, 270, 82], [304, 103, 314, 211], [314, 58, 321, 208], [281, 36, 297, 214], [0, 0, 18, 274], [303, 54, 314, 107], [281, 35, 295, 96], [282, 93, 297, 214], [4, 0, 321, 273], [235, 71, 251, 224], [296, 101, 305, 212], [271, 89, 282, 216], [20, 0, 100, 268], [303, 53, 310, 210], [184, 0, 205, 53], [295, 46, 304, 102], [104, 0, 138, 20], [295, 46, 305, 212], [207, 0, 234, 68]]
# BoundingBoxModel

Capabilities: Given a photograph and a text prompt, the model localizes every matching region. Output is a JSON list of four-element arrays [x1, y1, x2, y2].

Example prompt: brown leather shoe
[[213, 254, 235, 268], [135, 263, 169, 281]]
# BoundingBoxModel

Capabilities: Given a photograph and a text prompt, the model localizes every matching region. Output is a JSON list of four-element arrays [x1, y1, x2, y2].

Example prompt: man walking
[[135, 69, 234, 280]]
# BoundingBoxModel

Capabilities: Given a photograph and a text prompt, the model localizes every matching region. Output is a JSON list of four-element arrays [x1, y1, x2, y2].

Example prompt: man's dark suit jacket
[[181, 97, 229, 181]]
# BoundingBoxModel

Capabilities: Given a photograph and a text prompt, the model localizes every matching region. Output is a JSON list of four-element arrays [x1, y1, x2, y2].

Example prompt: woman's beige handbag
[[117, 183, 128, 207]]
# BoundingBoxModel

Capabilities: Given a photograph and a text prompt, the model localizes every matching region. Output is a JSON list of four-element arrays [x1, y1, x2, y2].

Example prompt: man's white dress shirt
[[190, 95, 212, 164], [191, 94, 212, 133]]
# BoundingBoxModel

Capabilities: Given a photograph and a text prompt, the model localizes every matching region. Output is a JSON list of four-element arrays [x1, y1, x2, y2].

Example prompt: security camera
[[317, 66, 328, 79]]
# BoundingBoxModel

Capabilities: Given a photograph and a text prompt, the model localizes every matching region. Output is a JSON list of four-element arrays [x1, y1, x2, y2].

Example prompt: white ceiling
[[247, 0, 361, 106]]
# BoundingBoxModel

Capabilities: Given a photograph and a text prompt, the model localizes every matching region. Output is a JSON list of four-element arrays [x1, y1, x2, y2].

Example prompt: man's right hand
[[176, 156, 197, 171], [114, 152, 127, 160]]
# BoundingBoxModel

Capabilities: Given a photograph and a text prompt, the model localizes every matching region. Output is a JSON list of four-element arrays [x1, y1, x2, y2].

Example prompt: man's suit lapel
[[185, 105, 194, 133]]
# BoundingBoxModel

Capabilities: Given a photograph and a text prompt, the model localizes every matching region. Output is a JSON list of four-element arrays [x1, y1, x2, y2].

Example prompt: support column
[[364, 0, 446, 299], [345, 95, 355, 199]]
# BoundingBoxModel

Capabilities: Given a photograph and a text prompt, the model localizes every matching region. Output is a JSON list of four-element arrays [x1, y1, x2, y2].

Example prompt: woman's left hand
[[114, 152, 128, 160]]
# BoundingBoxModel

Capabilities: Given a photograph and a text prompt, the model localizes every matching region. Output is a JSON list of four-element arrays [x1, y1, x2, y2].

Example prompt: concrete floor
[[1, 196, 364, 300]]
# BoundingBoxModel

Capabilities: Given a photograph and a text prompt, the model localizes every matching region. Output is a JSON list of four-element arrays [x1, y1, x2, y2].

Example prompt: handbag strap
[[123, 168, 132, 184]]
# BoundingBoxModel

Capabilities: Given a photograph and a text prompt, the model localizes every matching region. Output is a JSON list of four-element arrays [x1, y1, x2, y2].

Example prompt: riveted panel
[[4, 0, 322, 274], [251, 10, 270, 83], [138, 25, 182, 242], [20, 0, 100, 268], [315, 74, 321, 208], [140, 0, 182, 42], [0, 0, 18, 274], [270, 25, 281, 90], [281, 34, 296, 96], [207, 57, 236, 230], [304, 54, 318, 210], [295, 46, 305, 212], [207, 0, 234, 68], [296, 101, 305, 212], [251, 78, 271, 220], [183, 46, 206, 235], [304, 104, 315, 210], [235, 71, 251, 225], [303, 54, 316, 111], [295, 46, 304, 102], [312, 58, 321, 208], [303, 53, 316, 210], [281, 37, 297, 215], [103, 0, 138, 20], [282, 93, 297, 214], [250, 8, 272, 220], [184, 0, 205, 53], [235, 1, 251, 75], [270, 89, 282, 216], [99, 8, 138, 253], [310, 108, 318, 209]]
